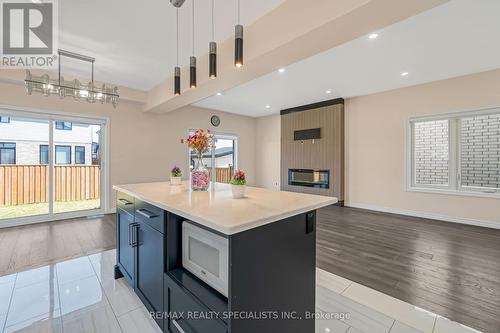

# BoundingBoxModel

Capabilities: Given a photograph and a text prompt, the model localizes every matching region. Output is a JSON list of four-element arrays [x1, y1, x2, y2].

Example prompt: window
[[187, 131, 238, 184], [0, 143, 16, 164], [0, 116, 10, 123], [39, 145, 49, 164], [413, 119, 450, 186], [75, 146, 85, 164], [55, 145, 71, 164], [55, 121, 72, 130], [409, 109, 500, 196]]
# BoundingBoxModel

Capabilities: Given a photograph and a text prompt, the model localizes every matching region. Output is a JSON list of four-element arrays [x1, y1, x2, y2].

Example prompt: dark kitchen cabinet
[[116, 208, 136, 286], [164, 273, 227, 333], [115, 194, 165, 331], [115, 189, 316, 333], [135, 218, 164, 329]]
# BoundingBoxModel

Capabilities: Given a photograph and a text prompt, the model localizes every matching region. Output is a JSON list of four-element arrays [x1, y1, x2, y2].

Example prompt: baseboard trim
[[345, 202, 500, 230]]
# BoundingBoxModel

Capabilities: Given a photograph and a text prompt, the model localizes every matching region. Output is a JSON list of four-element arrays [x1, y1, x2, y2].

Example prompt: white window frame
[[0, 104, 110, 228], [406, 107, 500, 199], [187, 129, 239, 183]]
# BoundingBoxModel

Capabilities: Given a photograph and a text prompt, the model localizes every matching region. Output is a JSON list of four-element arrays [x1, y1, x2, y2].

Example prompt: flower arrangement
[[230, 169, 247, 186], [181, 129, 213, 191], [171, 166, 182, 177], [181, 129, 213, 154]]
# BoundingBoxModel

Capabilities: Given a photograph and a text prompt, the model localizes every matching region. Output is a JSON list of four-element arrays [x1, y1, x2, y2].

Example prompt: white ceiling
[[58, 0, 285, 90], [193, 0, 500, 117]]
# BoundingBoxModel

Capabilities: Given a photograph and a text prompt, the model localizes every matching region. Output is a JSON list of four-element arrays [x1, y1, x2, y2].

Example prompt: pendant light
[[190, 0, 197, 88], [174, 8, 181, 96], [209, 0, 217, 79], [234, 0, 243, 68]]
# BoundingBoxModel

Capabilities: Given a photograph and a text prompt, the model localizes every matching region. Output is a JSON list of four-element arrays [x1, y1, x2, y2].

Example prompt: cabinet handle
[[131, 223, 140, 247], [118, 198, 133, 205], [136, 208, 158, 219], [172, 320, 186, 333], [128, 223, 133, 246]]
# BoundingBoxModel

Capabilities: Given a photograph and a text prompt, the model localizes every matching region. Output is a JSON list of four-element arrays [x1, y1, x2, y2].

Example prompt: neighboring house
[[0, 117, 98, 165], [190, 146, 235, 169]]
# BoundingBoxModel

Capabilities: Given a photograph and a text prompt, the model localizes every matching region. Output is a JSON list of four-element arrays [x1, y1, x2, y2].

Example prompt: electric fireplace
[[288, 169, 330, 189]]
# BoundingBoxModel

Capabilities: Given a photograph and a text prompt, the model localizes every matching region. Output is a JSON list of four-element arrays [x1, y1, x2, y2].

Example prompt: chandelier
[[24, 49, 119, 108]]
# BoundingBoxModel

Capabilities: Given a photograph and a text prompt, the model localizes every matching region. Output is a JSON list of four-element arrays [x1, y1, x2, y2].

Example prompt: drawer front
[[165, 276, 227, 333], [117, 192, 135, 215], [135, 200, 165, 234]]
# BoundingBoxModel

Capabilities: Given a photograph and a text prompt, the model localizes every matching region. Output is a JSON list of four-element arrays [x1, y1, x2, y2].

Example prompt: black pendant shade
[[234, 24, 243, 68], [174, 66, 181, 95], [190, 56, 197, 88], [209, 41, 217, 79]]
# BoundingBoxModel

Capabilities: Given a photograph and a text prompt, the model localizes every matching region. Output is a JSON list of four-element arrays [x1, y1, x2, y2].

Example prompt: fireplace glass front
[[288, 169, 330, 189]]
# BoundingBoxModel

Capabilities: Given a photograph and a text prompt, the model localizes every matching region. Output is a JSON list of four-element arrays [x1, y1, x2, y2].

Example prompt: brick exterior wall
[[461, 114, 500, 189], [414, 120, 449, 185], [5, 141, 92, 165]]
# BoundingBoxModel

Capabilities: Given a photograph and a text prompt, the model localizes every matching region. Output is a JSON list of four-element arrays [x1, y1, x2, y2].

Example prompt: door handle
[[118, 198, 133, 205], [172, 320, 186, 333], [136, 208, 158, 219]]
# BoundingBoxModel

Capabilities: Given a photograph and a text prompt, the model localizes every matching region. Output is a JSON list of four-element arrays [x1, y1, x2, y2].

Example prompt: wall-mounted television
[[294, 128, 321, 141]]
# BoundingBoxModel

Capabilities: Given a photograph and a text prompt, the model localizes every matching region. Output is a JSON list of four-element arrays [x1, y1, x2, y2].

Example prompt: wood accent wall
[[280, 102, 344, 200]]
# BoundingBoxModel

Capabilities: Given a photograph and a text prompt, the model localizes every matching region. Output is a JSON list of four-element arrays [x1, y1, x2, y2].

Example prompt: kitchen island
[[113, 181, 336, 333]]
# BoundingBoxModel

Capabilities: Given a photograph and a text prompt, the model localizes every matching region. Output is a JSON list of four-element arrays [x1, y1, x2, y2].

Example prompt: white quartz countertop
[[113, 181, 337, 235]]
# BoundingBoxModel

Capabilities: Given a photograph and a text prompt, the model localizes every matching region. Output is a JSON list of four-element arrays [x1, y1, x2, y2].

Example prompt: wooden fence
[[215, 166, 234, 183], [209, 167, 234, 184], [0, 165, 100, 206]]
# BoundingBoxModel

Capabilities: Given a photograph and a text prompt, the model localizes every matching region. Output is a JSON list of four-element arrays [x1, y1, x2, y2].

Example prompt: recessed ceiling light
[[265, 105, 271, 109], [216, 92, 222, 96], [368, 33, 379, 39], [401, 72, 409, 77], [278, 68, 286, 73], [325, 90, 332, 94]]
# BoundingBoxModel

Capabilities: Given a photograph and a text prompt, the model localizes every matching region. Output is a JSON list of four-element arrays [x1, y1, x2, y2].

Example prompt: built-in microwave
[[182, 222, 229, 297]]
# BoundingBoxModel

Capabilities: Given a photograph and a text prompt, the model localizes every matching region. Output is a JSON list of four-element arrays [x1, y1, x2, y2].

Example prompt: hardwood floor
[[0, 214, 116, 276], [317, 205, 500, 333], [2, 208, 499, 331]]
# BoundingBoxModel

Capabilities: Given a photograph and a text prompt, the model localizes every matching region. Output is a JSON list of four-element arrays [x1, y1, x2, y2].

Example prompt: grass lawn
[[0, 199, 100, 219]]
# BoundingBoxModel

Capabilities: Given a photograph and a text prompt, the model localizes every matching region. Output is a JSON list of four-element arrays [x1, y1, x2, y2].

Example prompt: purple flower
[[171, 166, 182, 177]]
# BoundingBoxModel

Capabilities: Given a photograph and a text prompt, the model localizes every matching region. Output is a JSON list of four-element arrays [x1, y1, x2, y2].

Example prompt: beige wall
[[253, 70, 500, 225], [0, 82, 256, 212], [255, 115, 281, 190], [345, 69, 500, 225], [3, 68, 499, 225]]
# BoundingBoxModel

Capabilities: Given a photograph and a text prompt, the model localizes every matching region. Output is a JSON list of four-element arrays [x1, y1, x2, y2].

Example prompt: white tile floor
[[0, 250, 483, 333]]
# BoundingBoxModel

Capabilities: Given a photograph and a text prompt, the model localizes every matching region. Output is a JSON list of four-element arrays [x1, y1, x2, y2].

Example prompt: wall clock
[[211, 115, 221, 127]]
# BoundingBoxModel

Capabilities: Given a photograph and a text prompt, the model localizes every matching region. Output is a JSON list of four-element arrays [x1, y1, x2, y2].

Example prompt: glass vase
[[191, 151, 210, 191]]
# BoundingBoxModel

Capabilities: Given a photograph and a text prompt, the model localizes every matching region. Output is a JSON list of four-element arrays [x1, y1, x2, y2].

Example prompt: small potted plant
[[170, 166, 182, 185], [230, 169, 247, 198]]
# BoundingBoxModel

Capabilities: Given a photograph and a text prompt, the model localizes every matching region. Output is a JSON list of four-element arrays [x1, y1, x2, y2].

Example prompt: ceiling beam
[[144, 0, 449, 114]]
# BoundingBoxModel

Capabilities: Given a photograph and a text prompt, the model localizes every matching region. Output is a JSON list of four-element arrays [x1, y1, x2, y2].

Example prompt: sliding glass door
[[52, 120, 103, 214], [0, 109, 106, 225], [0, 116, 50, 219]]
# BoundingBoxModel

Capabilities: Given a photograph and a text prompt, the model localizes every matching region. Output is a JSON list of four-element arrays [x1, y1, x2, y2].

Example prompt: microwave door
[[188, 237, 221, 278], [182, 223, 229, 297]]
